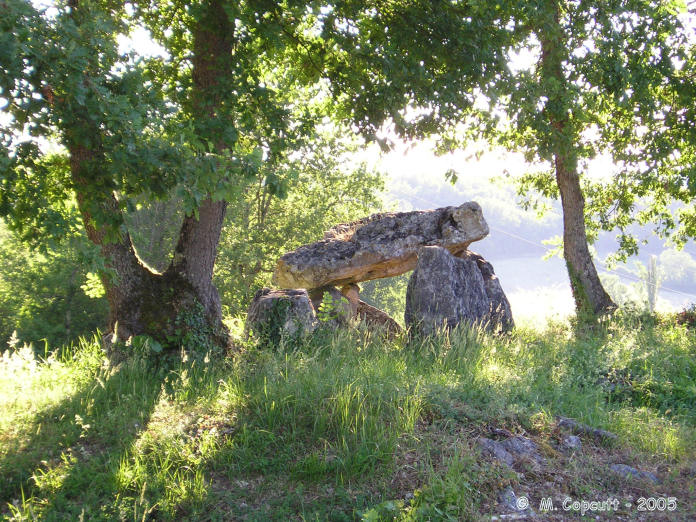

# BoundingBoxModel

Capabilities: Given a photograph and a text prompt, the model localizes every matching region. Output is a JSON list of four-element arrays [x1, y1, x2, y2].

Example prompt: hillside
[[1, 315, 695, 520]]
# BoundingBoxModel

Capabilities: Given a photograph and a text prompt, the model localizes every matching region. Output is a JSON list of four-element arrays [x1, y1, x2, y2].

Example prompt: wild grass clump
[[1, 312, 694, 519]]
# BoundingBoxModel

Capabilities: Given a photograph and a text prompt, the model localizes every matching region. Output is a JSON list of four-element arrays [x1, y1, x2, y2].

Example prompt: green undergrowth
[[1, 313, 694, 520]]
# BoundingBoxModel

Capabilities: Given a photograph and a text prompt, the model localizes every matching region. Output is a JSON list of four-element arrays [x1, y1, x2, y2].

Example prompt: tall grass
[[1, 313, 694, 520]]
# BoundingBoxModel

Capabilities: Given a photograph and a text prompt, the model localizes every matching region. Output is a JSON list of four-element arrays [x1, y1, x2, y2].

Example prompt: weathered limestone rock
[[405, 246, 514, 335], [340, 284, 361, 316], [610, 464, 660, 484], [557, 416, 618, 442], [462, 251, 515, 333], [273, 202, 489, 290], [478, 435, 546, 469], [562, 435, 582, 451], [246, 288, 317, 340], [357, 300, 403, 337]]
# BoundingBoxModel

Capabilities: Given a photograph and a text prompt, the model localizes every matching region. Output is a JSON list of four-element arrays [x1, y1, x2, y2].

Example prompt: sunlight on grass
[[610, 407, 696, 460], [1, 315, 694, 519], [0, 341, 100, 436], [30, 450, 76, 500]]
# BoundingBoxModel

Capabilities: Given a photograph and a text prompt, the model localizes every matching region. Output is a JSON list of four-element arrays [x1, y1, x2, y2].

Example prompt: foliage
[[316, 292, 341, 324], [0, 220, 107, 349], [601, 249, 696, 313], [135, 0, 320, 161], [484, 1, 694, 259], [0, 0, 194, 241], [465, 0, 691, 315], [676, 303, 696, 329], [0, 0, 308, 241], [318, 0, 693, 316], [319, 0, 518, 142], [584, 39, 696, 254], [360, 273, 410, 325], [2, 0, 358, 347], [168, 302, 222, 359], [126, 196, 184, 273]]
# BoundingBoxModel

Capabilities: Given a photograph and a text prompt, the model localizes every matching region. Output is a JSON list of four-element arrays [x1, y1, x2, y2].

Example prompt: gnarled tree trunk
[[71, 146, 205, 345], [67, 0, 235, 351]]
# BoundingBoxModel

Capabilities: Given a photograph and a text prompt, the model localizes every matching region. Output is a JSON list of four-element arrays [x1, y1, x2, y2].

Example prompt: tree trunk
[[69, 145, 148, 339], [539, 1, 616, 318], [72, 168, 216, 348], [72, 153, 229, 349], [164, 0, 236, 328], [63, 0, 234, 353], [555, 155, 616, 316], [168, 198, 227, 325]]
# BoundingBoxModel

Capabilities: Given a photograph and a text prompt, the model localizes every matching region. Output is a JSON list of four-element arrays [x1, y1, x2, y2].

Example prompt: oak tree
[[498, 0, 690, 317], [1, 0, 319, 350]]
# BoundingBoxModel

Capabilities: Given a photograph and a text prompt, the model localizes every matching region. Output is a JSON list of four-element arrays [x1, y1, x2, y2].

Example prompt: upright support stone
[[463, 251, 514, 333], [340, 283, 361, 316], [308, 286, 353, 327], [246, 288, 317, 341], [357, 300, 403, 337], [405, 246, 514, 335]]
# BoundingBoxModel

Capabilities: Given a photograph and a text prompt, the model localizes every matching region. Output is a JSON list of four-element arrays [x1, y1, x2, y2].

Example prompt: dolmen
[[245, 202, 514, 340]]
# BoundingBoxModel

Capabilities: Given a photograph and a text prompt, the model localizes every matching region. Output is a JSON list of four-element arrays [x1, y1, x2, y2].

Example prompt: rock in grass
[[479, 437, 516, 467], [610, 464, 660, 484], [478, 436, 545, 468], [405, 246, 514, 335], [557, 416, 618, 442], [498, 486, 535, 516], [246, 288, 317, 341], [357, 300, 403, 337], [562, 435, 582, 451], [272, 202, 489, 289]]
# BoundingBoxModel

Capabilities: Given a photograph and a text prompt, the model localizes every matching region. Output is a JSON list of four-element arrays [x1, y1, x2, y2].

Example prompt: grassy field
[[1, 313, 695, 520]]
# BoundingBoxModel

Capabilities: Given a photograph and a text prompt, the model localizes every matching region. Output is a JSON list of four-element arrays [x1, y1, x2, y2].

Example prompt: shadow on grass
[[185, 320, 696, 519], [5, 318, 689, 519], [0, 353, 165, 518]]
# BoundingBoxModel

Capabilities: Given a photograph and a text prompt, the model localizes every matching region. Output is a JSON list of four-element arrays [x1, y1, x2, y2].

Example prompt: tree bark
[[61, 0, 234, 352], [168, 198, 227, 323], [555, 152, 616, 316], [165, 0, 235, 328], [539, 1, 616, 318], [70, 145, 152, 339]]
